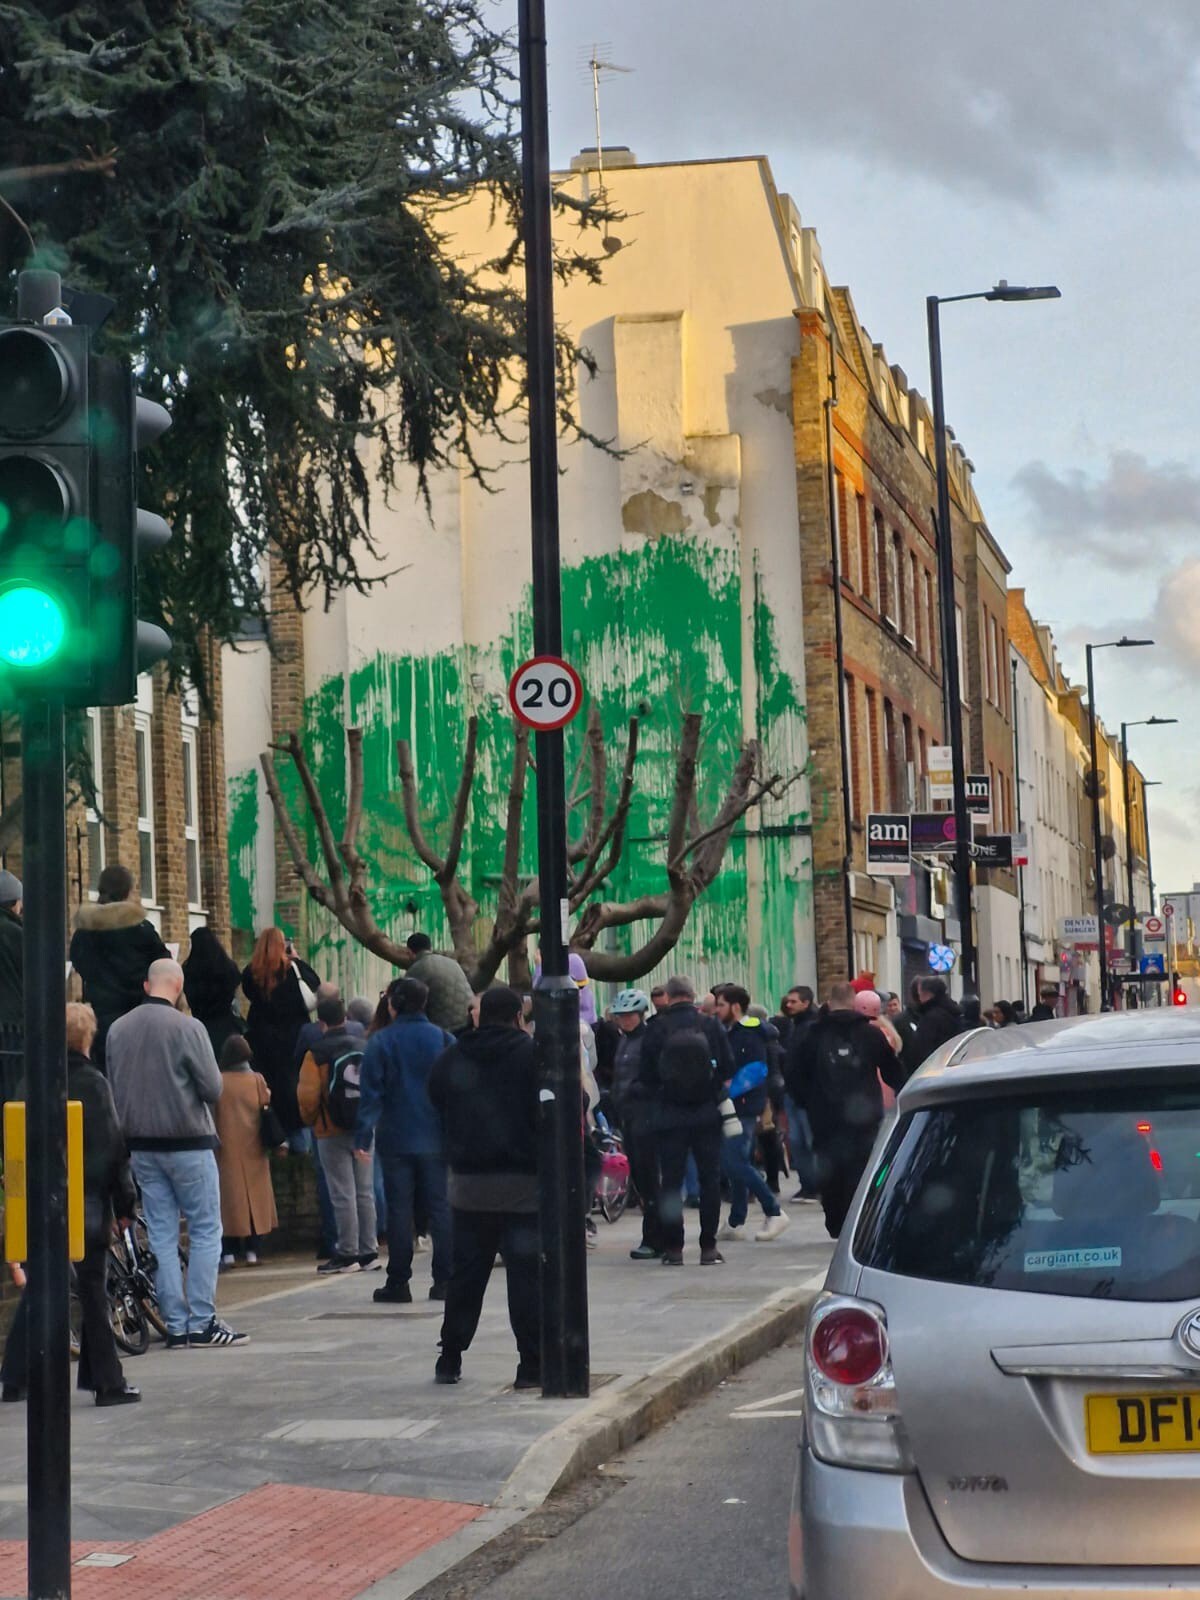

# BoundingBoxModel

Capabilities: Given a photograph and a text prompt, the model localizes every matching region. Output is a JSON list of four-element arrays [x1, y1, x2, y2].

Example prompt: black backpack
[[812, 1026, 881, 1134], [658, 1025, 717, 1106], [326, 1043, 366, 1131]]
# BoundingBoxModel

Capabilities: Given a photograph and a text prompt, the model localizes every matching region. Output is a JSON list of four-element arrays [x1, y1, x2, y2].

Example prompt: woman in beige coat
[[216, 1036, 279, 1265]]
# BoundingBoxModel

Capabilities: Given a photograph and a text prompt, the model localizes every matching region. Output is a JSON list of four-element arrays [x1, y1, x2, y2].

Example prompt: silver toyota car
[[790, 1011, 1200, 1599]]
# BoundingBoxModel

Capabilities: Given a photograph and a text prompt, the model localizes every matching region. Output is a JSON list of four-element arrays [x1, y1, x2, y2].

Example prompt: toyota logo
[[1176, 1310, 1200, 1361]]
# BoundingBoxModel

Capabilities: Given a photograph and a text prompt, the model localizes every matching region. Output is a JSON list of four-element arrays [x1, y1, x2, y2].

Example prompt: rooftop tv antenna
[[580, 44, 632, 252]]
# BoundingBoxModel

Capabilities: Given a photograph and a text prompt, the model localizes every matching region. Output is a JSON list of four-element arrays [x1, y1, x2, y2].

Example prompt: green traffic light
[[0, 585, 67, 667]]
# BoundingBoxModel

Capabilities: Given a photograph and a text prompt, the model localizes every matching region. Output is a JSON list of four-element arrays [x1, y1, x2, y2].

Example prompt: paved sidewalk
[[0, 1205, 833, 1598]]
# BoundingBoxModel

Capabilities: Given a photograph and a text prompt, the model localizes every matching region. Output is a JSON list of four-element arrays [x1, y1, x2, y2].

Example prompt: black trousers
[[620, 1104, 662, 1249], [439, 1208, 540, 1370], [1, 1240, 124, 1395], [813, 1132, 877, 1239], [656, 1119, 723, 1252]]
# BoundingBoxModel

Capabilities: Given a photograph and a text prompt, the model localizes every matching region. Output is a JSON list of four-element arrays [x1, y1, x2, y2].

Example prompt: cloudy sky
[[538, 0, 1200, 895]]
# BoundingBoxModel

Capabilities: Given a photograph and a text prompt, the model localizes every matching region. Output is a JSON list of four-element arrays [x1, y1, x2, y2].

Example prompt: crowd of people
[[0, 860, 1047, 1399]]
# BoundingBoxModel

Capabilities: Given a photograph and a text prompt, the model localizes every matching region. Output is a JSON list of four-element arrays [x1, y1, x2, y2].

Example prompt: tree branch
[[569, 718, 640, 909], [260, 750, 336, 914], [396, 737, 447, 875], [439, 715, 478, 885], [0, 151, 118, 186]]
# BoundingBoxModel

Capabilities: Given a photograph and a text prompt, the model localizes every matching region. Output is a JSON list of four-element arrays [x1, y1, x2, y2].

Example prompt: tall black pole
[[926, 296, 975, 994], [518, 0, 588, 1399], [22, 698, 70, 1600], [1121, 723, 1137, 985], [824, 318, 855, 979], [1011, 657, 1029, 1012], [1085, 645, 1109, 1011]]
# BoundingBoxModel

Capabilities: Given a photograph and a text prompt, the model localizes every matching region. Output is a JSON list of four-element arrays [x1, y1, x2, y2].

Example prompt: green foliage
[[0, 0, 602, 685]]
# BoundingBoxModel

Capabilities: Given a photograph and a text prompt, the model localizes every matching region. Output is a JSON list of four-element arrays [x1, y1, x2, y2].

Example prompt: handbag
[[259, 1102, 287, 1151], [296, 972, 317, 1013]]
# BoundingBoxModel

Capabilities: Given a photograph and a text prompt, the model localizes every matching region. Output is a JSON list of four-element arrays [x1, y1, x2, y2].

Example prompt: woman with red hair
[[240, 929, 322, 1138]]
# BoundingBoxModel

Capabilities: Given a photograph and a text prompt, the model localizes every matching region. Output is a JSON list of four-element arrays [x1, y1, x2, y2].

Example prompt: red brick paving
[[0, 1483, 483, 1598]]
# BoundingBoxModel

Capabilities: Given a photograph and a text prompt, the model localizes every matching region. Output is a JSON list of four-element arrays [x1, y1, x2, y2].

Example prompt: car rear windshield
[[854, 1084, 1200, 1300]]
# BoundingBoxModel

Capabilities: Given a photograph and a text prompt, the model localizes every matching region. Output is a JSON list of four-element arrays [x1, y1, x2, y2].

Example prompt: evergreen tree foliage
[[0, 0, 599, 683]]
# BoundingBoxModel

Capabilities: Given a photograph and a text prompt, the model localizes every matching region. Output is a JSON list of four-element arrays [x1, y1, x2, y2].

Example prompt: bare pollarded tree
[[261, 709, 796, 989]]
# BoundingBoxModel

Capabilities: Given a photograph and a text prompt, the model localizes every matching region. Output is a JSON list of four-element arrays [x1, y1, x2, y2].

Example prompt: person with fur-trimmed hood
[[69, 864, 169, 1070]]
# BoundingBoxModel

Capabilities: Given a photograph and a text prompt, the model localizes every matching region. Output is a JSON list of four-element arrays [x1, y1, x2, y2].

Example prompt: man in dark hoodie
[[789, 980, 903, 1238], [715, 985, 789, 1242], [427, 985, 540, 1388], [0, 871, 23, 1043], [900, 975, 966, 1081], [636, 975, 735, 1266], [69, 863, 169, 1070]]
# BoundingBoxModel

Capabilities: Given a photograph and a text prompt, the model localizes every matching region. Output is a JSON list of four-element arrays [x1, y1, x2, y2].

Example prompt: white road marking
[[730, 1385, 807, 1420], [731, 1409, 805, 1419]]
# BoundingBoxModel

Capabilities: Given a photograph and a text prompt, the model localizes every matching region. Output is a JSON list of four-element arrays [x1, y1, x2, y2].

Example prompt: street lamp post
[[926, 281, 1059, 995], [518, 0, 588, 1398], [1085, 639, 1153, 1010], [1121, 718, 1176, 977]]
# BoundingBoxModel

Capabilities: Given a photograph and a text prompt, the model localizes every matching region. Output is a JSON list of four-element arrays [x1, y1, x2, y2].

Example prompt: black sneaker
[[165, 1332, 189, 1351], [357, 1252, 382, 1272], [629, 1243, 661, 1260], [373, 1281, 412, 1304], [317, 1254, 360, 1275], [189, 1318, 250, 1348], [1, 1384, 25, 1402], [429, 1282, 447, 1301], [700, 1247, 725, 1266], [661, 1250, 684, 1266], [513, 1365, 541, 1391], [434, 1355, 461, 1385], [95, 1383, 141, 1407]]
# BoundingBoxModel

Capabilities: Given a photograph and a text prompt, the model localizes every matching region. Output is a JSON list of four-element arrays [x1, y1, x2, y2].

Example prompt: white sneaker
[[220, 1253, 235, 1268], [755, 1210, 791, 1242], [244, 1251, 259, 1266], [717, 1222, 746, 1243], [415, 1235, 431, 1254]]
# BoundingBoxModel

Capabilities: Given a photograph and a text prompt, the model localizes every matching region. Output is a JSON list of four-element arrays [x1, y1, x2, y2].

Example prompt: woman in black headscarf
[[183, 926, 245, 1059]]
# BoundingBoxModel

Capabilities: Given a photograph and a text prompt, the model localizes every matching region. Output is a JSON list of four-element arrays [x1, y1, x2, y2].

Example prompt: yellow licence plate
[[1087, 1392, 1200, 1454]]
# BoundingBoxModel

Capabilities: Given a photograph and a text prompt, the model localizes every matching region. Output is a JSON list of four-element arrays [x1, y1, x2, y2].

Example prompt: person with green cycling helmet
[[609, 988, 661, 1260]]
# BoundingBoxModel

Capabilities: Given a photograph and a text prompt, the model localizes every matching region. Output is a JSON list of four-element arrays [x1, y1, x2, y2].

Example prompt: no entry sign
[[508, 655, 584, 731]]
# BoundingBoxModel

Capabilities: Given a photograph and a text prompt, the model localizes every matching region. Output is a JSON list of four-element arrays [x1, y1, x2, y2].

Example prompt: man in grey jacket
[[107, 959, 248, 1348]]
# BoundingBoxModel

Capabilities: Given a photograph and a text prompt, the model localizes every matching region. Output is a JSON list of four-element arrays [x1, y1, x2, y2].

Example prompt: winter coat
[[611, 1023, 647, 1110], [183, 947, 245, 1059], [1030, 1002, 1057, 1022], [241, 958, 321, 1135], [215, 1067, 278, 1238], [725, 1015, 780, 1118], [636, 1001, 735, 1131], [69, 900, 170, 1061], [67, 1050, 137, 1249], [901, 993, 966, 1081], [428, 1024, 539, 1180], [355, 1013, 455, 1155], [788, 1009, 903, 1149], [407, 951, 474, 1033], [0, 906, 22, 1031], [107, 998, 222, 1150]]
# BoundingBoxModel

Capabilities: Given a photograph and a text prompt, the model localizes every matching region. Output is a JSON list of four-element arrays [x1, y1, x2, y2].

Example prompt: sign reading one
[[866, 813, 911, 876], [972, 833, 1013, 869], [507, 655, 584, 731]]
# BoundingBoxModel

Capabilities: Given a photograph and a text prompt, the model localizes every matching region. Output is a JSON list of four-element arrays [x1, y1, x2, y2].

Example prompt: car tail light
[[1137, 1121, 1152, 1134], [1150, 1149, 1164, 1172], [811, 1306, 887, 1387], [805, 1294, 912, 1473]]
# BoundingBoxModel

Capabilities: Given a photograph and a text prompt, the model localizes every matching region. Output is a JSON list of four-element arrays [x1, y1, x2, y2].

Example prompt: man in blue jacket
[[355, 977, 454, 1304]]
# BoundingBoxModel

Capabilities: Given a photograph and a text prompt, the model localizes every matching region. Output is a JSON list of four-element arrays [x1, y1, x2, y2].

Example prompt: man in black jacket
[[637, 975, 734, 1266], [789, 981, 903, 1238], [0, 872, 23, 1046], [427, 985, 541, 1388], [1030, 985, 1059, 1022], [900, 976, 966, 1082]]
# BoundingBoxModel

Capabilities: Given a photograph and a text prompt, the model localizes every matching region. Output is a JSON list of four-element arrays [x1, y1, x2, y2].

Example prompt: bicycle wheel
[[108, 1261, 150, 1356], [138, 1277, 169, 1340], [599, 1180, 629, 1224]]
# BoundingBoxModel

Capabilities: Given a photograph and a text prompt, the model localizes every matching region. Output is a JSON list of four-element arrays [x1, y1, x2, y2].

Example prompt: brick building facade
[[0, 650, 230, 957], [792, 250, 1018, 1000]]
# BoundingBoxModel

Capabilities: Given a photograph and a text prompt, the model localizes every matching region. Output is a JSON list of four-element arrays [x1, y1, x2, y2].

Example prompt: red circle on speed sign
[[508, 655, 584, 731]]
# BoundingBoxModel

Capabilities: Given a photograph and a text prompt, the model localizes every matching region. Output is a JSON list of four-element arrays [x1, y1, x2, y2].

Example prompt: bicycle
[[107, 1213, 189, 1346]]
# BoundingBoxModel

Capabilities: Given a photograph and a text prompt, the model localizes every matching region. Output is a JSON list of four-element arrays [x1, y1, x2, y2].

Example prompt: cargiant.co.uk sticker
[[1024, 1247, 1122, 1273]]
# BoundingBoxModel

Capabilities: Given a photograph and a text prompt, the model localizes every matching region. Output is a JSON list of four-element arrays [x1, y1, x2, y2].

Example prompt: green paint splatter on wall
[[226, 769, 258, 936], [233, 532, 814, 999]]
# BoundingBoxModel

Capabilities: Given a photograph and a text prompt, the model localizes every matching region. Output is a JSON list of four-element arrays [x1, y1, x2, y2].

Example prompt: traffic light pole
[[518, 0, 588, 1399], [21, 698, 71, 1600]]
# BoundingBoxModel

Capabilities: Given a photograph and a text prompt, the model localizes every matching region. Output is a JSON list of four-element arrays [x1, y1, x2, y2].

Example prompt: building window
[[865, 688, 879, 812], [84, 708, 104, 897], [902, 714, 914, 808], [843, 674, 860, 821], [875, 513, 891, 622], [181, 727, 202, 910], [857, 494, 873, 603], [892, 536, 908, 637], [955, 604, 967, 701], [134, 713, 156, 905], [883, 698, 899, 810], [924, 571, 938, 670], [836, 472, 851, 583], [989, 614, 1001, 705], [911, 554, 924, 658]]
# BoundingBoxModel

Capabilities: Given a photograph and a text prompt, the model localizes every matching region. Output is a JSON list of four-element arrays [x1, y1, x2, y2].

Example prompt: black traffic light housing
[[0, 273, 172, 708]]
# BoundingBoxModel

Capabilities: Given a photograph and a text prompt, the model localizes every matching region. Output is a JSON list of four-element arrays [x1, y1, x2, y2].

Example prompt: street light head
[[986, 280, 1062, 302], [1146, 716, 1179, 726], [1117, 636, 1154, 648]]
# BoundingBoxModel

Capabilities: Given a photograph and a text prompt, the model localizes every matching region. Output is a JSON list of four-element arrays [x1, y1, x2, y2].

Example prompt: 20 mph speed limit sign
[[508, 655, 584, 731]]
